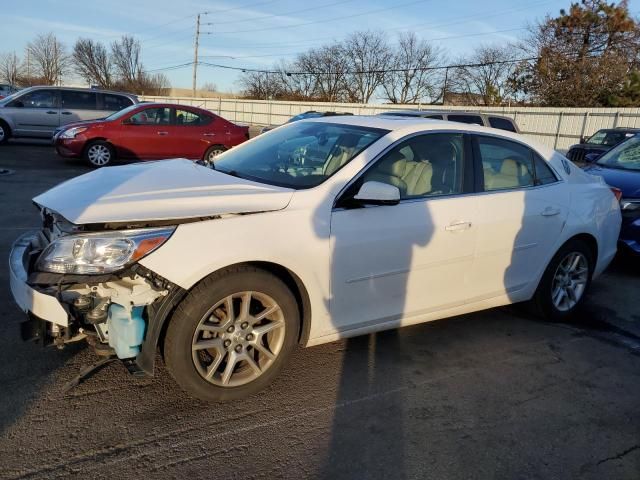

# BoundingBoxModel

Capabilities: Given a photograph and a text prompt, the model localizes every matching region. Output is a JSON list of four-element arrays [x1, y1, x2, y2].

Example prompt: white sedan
[[9, 116, 621, 400]]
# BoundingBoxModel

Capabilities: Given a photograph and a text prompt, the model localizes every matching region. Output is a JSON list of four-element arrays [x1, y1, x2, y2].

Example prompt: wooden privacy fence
[[140, 95, 640, 152]]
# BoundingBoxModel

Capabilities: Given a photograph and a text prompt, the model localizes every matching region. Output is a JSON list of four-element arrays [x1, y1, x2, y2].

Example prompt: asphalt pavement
[[0, 140, 639, 480]]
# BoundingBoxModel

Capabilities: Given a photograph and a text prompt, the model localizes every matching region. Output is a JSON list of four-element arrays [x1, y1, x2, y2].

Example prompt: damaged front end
[[10, 209, 185, 377]]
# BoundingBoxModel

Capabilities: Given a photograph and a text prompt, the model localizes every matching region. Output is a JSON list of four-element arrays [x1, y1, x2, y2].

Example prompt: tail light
[[610, 187, 623, 202]]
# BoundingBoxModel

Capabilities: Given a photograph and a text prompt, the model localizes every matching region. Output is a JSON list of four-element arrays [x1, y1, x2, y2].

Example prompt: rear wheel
[[531, 239, 594, 321], [84, 140, 115, 167], [164, 266, 299, 401], [0, 121, 10, 144], [203, 144, 227, 166]]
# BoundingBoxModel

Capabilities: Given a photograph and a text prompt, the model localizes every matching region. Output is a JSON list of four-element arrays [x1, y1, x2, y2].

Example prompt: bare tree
[[138, 72, 170, 95], [0, 52, 23, 86], [342, 31, 392, 103], [27, 33, 69, 85], [296, 43, 349, 102], [239, 70, 285, 99], [73, 38, 113, 88], [111, 36, 143, 90], [448, 45, 518, 105], [381, 32, 444, 104], [202, 82, 218, 92]]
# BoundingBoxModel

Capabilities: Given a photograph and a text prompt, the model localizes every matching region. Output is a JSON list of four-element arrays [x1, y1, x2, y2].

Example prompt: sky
[[0, 0, 632, 93]]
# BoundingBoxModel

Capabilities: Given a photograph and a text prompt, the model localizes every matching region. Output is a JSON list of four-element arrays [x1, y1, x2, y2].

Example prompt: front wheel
[[531, 239, 594, 321], [164, 266, 300, 401], [84, 140, 115, 167]]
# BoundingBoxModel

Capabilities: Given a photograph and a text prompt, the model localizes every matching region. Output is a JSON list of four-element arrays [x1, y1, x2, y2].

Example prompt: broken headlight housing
[[36, 227, 174, 274]]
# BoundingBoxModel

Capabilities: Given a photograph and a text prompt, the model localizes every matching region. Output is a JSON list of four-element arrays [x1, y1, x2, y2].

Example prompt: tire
[[164, 266, 300, 401], [202, 145, 227, 166], [530, 239, 594, 321], [83, 140, 115, 168], [0, 120, 10, 144]]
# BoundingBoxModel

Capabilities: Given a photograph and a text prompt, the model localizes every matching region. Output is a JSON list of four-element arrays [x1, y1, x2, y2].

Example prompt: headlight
[[37, 227, 174, 274], [59, 127, 88, 139]]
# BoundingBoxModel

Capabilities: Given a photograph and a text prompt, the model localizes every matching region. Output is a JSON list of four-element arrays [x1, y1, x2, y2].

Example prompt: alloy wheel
[[87, 144, 111, 166], [0, 125, 5, 142], [551, 252, 589, 312], [191, 291, 285, 387]]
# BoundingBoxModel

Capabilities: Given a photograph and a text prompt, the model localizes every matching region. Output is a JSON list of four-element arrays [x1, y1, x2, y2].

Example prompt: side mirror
[[579, 136, 586, 144], [353, 181, 400, 205], [584, 152, 600, 163], [11, 100, 24, 108]]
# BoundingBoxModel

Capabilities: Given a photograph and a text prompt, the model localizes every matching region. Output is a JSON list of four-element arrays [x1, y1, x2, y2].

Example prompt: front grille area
[[566, 148, 585, 163]]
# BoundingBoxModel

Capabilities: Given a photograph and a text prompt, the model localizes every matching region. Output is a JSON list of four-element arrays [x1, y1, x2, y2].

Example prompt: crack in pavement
[[596, 444, 640, 466]]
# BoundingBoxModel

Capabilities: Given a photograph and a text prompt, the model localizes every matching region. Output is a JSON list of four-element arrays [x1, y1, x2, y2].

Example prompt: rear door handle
[[61, 111, 72, 115], [157, 131, 169, 136], [541, 207, 561, 217], [203, 133, 216, 137], [46, 111, 57, 115], [445, 221, 472, 232]]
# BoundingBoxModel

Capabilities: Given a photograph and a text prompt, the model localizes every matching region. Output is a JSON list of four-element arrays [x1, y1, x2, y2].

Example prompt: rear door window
[[61, 90, 98, 110], [102, 94, 133, 111], [488, 116, 517, 132], [175, 108, 212, 126], [476, 136, 535, 191], [447, 114, 483, 126]]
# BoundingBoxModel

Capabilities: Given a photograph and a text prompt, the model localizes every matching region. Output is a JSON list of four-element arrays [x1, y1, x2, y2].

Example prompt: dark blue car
[[583, 135, 640, 254]]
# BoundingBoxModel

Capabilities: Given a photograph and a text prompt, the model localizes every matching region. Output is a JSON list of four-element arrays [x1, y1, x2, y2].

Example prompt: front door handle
[[541, 207, 561, 217], [445, 221, 472, 232], [157, 131, 169, 136], [203, 133, 216, 137], [46, 111, 57, 115], [61, 111, 72, 115]]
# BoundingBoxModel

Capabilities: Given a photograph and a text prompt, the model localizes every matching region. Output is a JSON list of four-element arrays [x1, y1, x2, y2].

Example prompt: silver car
[[0, 86, 138, 144]]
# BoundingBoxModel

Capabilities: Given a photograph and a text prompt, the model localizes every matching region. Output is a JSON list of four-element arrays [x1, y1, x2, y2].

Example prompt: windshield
[[587, 130, 633, 146], [0, 90, 23, 105], [596, 135, 640, 171], [213, 121, 388, 189], [104, 103, 140, 121]]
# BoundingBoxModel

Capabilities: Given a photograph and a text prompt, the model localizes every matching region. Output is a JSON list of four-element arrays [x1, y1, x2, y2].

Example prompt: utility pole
[[442, 67, 449, 105], [192, 13, 213, 97], [192, 13, 201, 97]]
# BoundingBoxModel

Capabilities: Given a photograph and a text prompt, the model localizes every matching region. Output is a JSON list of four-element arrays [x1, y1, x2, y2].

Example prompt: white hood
[[33, 159, 294, 224]]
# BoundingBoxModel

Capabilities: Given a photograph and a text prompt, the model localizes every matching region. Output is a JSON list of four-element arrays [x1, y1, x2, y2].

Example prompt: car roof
[[19, 85, 138, 98], [380, 110, 514, 120], [302, 114, 550, 155]]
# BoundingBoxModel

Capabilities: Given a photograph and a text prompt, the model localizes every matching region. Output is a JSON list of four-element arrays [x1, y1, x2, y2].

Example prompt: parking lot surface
[[1, 141, 639, 480]]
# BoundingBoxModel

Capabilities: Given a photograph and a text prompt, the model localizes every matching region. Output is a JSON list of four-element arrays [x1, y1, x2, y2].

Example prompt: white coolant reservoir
[[107, 304, 146, 359]]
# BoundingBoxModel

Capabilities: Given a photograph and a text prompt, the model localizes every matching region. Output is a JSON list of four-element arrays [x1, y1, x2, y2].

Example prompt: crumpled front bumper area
[[9, 231, 69, 326], [8, 229, 183, 376]]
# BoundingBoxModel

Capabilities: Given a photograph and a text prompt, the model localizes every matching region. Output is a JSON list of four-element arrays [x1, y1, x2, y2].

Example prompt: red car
[[53, 103, 250, 167]]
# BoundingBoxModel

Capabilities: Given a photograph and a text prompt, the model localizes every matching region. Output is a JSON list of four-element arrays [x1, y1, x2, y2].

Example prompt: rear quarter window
[[447, 114, 483, 126], [102, 94, 134, 111], [488, 117, 517, 132]]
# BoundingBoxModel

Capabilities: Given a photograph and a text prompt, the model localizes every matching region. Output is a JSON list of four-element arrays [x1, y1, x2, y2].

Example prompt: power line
[[144, 26, 529, 70], [213, 0, 434, 35], [219, 0, 359, 25], [198, 56, 540, 76]]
